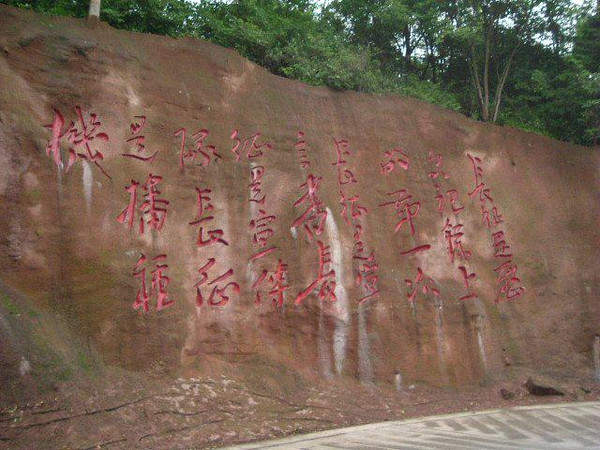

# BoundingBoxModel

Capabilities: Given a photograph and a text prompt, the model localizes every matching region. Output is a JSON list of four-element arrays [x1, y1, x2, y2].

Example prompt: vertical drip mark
[[318, 306, 333, 379], [435, 300, 450, 385], [57, 165, 64, 205], [325, 207, 349, 376], [474, 314, 488, 374], [246, 260, 255, 296], [358, 302, 374, 385], [394, 371, 403, 391], [477, 327, 488, 374], [82, 160, 93, 215]]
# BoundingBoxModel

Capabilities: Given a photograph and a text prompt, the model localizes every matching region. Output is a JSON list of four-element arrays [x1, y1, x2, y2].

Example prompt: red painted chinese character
[[458, 265, 477, 289], [379, 189, 421, 235], [132, 254, 174, 312], [492, 230, 513, 258], [44, 106, 111, 178], [481, 204, 503, 229], [295, 131, 310, 168], [250, 209, 277, 247], [175, 128, 221, 168], [193, 217, 229, 247], [339, 192, 369, 227], [353, 224, 366, 256], [295, 240, 336, 304], [380, 148, 409, 175], [188, 187, 227, 246], [493, 260, 525, 302], [435, 185, 465, 216], [458, 265, 477, 301], [139, 174, 169, 233], [405, 268, 440, 305], [190, 188, 215, 221], [446, 189, 464, 215], [354, 251, 380, 303], [442, 219, 472, 263], [65, 107, 110, 177], [292, 174, 327, 241], [427, 151, 449, 179], [231, 130, 272, 161], [249, 166, 266, 204], [122, 115, 158, 163], [332, 138, 357, 185], [117, 175, 169, 234], [195, 259, 240, 307], [253, 260, 289, 307], [467, 153, 484, 189]]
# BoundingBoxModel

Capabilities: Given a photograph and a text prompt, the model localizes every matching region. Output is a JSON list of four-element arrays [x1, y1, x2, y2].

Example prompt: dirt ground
[[1, 368, 598, 449]]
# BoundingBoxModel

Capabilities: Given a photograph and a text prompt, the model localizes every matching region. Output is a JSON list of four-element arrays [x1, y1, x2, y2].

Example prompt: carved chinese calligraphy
[[379, 149, 431, 256], [132, 254, 174, 311], [189, 187, 228, 247], [117, 174, 169, 234], [292, 174, 327, 242], [122, 116, 158, 163], [295, 131, 310, 169], [230, 130, 271, 161], [292, 132, 336, 305], [405, 267, 440, 305], [333, 138, 379, 303], [380, 148, 409, 175], [240, 134, 288, 307], [44, 105, 528, 314], [175, 127, 221, 169], [467, 154, 525, 302], [427, 151, 478, 302], [295, 240, 336, 305], [188, 182, 236, 307], [194, 259, 239, 307], [44, 106, 111, 178]]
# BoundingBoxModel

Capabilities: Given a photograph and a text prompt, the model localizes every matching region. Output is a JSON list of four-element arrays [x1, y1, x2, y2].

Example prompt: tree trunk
[[403, 25, 412, 72], [482, 33, 491, 121], [88, 0, 101, 19], [491, 47, 518, 123], [469, 44, 488, 122]]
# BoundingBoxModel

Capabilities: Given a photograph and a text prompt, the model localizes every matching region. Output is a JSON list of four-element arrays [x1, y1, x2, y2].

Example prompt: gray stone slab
[[225, 402, 600, 449]]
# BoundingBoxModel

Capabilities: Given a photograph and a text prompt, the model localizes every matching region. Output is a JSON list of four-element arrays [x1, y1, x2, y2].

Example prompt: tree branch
[[469, 43, 485, 120], [492, 46, 518, 122]]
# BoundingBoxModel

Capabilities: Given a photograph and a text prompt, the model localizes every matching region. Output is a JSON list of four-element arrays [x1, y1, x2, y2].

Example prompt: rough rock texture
[[0, 5, 598, 449]]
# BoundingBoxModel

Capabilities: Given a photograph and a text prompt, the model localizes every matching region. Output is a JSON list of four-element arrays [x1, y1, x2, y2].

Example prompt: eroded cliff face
[[0, 5, 598, 404]]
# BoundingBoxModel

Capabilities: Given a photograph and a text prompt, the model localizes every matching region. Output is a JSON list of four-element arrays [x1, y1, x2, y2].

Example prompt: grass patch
[[1, 293, 20, 315], [76, 351, 93, 373]]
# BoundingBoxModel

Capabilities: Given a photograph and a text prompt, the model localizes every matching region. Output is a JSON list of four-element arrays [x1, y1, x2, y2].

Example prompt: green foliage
[[1, 0, 598, 146], [395, 75, 461, 110], [1, 293, 20, 315]]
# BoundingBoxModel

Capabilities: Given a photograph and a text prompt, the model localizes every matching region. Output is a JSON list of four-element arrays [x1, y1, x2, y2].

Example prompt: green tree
[[573, 1, 600, 144], [447, 0, 546, 123]]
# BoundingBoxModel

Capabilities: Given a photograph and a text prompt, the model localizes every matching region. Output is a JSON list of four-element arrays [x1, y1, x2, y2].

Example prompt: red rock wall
[[0, 5, 598, 391]]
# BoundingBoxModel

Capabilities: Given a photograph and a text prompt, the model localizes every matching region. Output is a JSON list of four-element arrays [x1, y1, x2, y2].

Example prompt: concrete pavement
[[226, 401, 600, 449]]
